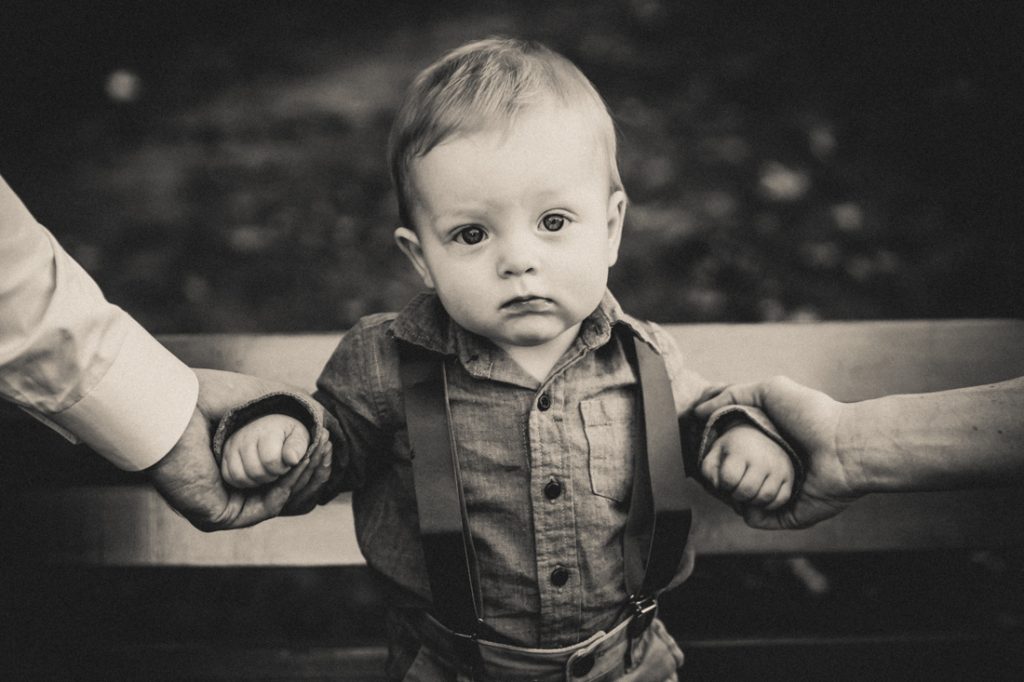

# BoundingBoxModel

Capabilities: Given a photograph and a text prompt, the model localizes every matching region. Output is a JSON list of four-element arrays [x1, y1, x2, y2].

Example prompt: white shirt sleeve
[[0, 175, 198, 470]]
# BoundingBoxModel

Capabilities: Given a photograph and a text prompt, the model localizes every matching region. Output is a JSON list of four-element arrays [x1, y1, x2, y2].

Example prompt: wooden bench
[[3, 319, 1024, 679]]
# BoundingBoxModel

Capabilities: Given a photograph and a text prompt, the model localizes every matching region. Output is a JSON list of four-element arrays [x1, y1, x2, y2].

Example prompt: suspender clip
[[624, 595, 657, 670], [627, 595, 657, 640]]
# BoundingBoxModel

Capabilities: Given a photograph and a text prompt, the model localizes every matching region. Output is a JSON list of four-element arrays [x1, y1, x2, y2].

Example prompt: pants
[[396, 609, 684, 681]]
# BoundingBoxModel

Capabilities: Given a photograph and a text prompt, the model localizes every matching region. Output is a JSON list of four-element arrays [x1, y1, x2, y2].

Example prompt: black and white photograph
[[2, 2, 1022, 680]]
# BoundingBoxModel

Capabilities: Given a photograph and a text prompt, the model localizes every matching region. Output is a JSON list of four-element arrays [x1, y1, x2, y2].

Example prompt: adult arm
[[1, 175, 331, 526], [694, 375, 1024, 528], [0, 174, 196, 470]]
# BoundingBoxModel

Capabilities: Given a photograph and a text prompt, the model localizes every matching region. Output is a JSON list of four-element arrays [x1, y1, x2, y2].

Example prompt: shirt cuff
[[45, 317, 199, 471], [697, 405, 805, 488], [212, 391, 322, 460]]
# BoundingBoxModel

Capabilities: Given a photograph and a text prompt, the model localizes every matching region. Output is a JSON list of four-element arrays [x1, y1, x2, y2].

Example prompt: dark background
[[2, 2, 1023, 679], [2, 1, 1021, 332]]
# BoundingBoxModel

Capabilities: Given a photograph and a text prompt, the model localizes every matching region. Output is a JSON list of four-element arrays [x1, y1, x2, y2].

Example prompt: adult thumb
[[693, 381, 766, 420], [743, 505, 784, 530]]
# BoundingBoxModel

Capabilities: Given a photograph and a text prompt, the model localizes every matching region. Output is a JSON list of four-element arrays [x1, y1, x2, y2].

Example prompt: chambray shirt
[[305, 291, 784, 650]]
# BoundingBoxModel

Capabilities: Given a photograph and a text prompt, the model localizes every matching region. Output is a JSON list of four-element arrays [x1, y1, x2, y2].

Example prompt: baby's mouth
[[501, 295, 553, 311]]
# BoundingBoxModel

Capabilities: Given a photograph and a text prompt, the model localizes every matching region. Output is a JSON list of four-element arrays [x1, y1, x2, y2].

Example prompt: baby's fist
[[701, 423, 793, 510], [221, 414, 310, 488]]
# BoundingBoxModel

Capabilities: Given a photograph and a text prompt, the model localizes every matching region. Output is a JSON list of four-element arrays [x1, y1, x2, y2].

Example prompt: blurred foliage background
[[2, 0, 1022, 333]]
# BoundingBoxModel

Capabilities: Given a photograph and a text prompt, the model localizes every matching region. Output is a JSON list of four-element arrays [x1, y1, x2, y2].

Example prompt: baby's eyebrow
[[433, 211, 486, 225], [533, 188, 570, 201], [529, 183, 587, 205], [430, 200, 495, 220]]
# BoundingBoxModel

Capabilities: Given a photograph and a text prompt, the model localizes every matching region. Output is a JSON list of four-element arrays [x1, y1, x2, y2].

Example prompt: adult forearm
[[1, 174, 199, 469], [841, 377, 1024, 493]]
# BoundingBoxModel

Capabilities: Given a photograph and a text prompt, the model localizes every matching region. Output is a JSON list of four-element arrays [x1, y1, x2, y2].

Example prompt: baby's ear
[[394, 227, 435, 288], [605, 190, 626, 266]]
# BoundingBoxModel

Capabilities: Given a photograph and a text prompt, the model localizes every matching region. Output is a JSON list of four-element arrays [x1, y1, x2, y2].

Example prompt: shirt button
[[550, 566, 570, 587], [571, 652, 595, 677], [544, 478, 563, 500], [537, 392, 552, 411]]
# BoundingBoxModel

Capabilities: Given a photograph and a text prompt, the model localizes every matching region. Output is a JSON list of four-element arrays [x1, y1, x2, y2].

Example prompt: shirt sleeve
[[0, 175, 198, 471], [310, 318, 398, 497], [211, 391, 324, 455]]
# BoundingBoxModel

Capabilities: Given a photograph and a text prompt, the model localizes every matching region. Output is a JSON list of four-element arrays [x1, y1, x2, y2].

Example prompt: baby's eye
[[455, 225, 486, 245], [541, 214, 567, 232]]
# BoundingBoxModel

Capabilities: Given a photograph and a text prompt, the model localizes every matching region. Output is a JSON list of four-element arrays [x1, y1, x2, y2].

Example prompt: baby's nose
[[497, 237, 538, 277]]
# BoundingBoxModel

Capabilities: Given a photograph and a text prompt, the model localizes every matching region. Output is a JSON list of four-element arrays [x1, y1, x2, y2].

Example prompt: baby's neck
[[496, 323, 582, 384]]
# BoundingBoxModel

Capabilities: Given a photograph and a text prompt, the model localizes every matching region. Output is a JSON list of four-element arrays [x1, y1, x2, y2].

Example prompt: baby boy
[[216, 38, 799, 681]]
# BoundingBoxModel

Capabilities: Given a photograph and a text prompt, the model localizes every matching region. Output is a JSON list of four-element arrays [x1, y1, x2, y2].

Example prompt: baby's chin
[[491, 319, 581, 348]]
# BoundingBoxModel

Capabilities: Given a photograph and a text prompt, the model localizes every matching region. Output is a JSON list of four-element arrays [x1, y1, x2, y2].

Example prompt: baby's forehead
[[407, 113, 616, 222], [417, 108, 606, 175], [435, 97, 611, 155]]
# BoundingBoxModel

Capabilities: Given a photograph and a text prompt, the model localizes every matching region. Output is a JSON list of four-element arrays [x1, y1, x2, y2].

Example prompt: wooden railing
[[3, 319, 1023, 679], [7, 319, 1024, 565]]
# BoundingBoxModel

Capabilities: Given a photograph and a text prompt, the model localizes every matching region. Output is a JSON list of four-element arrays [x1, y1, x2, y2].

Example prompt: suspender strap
[[623, 334, 693, 599], [398, 342, 482, 639]]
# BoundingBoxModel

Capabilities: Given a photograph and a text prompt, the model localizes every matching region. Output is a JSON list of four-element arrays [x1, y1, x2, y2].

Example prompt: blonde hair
[[387, 37, 624, 229]]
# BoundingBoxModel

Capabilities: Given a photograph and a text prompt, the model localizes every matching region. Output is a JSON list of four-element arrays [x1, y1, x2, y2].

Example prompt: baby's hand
[[221, 414, 310, 489], [701, 424, 793, 510]]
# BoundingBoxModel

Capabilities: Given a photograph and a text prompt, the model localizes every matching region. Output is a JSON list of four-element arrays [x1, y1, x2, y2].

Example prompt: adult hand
[[147, 369, 332, 531], [694, 376, 858, 529]]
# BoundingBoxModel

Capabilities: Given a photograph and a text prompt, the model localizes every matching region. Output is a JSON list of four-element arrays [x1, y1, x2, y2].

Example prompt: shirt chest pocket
[[580, 398, 637, 503]]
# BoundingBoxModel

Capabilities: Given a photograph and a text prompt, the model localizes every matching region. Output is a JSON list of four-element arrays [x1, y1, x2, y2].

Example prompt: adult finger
[[743, 505, 786, 530], [296, 438, 331, 491], [285, 439, 333, 515], [696, 383, 728, 405], [289, 452, 317, 492], [263, 456, 312, 509], [231, 456, 313, 528]]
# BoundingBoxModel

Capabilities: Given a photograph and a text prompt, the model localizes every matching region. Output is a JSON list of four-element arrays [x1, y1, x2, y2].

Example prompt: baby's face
[[395, 102, 625, 353]]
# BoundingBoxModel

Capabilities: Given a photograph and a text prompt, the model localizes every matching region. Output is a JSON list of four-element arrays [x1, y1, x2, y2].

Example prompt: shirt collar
[[388, 290, 665, 364]]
